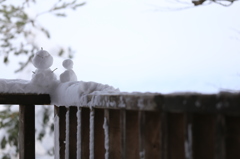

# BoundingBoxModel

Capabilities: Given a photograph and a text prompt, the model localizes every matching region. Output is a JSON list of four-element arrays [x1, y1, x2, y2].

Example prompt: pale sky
[[1, 0, 240, 93]]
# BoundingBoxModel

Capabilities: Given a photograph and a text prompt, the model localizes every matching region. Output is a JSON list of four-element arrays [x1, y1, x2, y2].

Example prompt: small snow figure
[[60, 59, 78, 83], [31, 48, 57, 88]]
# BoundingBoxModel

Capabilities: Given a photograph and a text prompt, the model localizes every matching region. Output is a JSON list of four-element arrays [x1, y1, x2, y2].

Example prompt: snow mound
[[0, 79, 120, 106], [51, 81, 120, 106], [0, 49, 120, 106]]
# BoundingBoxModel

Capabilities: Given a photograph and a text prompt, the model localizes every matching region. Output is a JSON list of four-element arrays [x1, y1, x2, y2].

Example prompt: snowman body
[[60, 59, 77, 83], [31, 49, 57, 88]]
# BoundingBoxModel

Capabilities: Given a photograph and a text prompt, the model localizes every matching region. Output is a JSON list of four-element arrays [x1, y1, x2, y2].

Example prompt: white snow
[[32, 49, 53, 69], [103, 117, 109, 159], [65, 108, 69, 159], [54, 114, 60, 159], [89, 109, 94, 159], [0, 49, 120, 106], [60, 59, 78, 83], [76, 107, 81, 159]]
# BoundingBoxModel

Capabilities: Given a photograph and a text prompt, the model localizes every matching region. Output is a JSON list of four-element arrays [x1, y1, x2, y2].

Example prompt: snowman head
[[32, 49, 53, 69], [62, 59, 73, 69]]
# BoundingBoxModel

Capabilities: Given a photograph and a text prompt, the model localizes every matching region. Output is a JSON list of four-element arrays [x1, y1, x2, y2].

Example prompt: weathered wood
[[0, 94, 50, 104], [81, 93, 240, 113], [69, 107, 78, 159], [184, 113, 193, 159], [81, 108, 90, 159], [121, 110, 126, 159], [192, 114, 215, 159], [104, 109, 110, 159], [126, 110, 139, 159], [19, 104, 35, 159], [144, 111, 161, 159], [94, 109, 105, 159], [161, 112, 168, 159], [225, 115, 240, 159], [89, 109, 95, 159], [163, 93, 240, 114], [76, 107, 82, 159], [139, 111, 145, 159], [168, 113, 185, 159], [56, 106, 67, 159], [109, 109, 122, 159], [215, 114, 226, 159]]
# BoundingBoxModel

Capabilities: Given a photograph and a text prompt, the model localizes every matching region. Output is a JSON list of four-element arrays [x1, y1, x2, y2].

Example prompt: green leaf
[[54, 13, 66, 17], [4, 56, 8, 63]]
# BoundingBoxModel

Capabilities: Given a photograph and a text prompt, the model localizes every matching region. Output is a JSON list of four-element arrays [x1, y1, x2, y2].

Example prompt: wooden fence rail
[[1, 93, 240, 159]]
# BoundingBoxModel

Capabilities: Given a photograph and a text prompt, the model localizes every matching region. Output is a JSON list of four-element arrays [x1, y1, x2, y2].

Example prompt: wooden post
[[109, 109, 122, 159], [161, 112, 168, 159], [94, 109, 105, 159], [126, 110, 139, 159], [138, 111, 145, 159], [184, 113, 193, 159], [120, 110, 126, 159], [69, 107, 78, 159], [215, 114, 226, 159], [55, 106, 67, 159], [81, 108, 90, 158], [19, 104, 35, 159], [144, 111, 161, 159]]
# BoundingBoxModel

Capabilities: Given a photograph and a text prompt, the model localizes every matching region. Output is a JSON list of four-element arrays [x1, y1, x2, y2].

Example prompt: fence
[[1, 92, 240, 159]]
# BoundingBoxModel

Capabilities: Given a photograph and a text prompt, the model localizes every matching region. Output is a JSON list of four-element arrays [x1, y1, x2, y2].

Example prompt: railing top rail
[[1, 92, 240, 113], [84, 92, 240, 113], [0, 93, 51, 105]]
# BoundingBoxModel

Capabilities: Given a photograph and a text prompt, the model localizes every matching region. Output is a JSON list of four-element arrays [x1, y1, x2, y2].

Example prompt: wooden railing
[[1, 92, 240, 159], [0, 93, 51, 159]]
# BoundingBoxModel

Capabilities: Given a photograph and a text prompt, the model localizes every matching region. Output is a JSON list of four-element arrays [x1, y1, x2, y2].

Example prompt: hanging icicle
[[76, 107, 82, 159]]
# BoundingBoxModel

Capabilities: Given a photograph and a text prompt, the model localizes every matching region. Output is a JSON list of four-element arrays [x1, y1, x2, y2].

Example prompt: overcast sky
[[1, 0, 240, 93]]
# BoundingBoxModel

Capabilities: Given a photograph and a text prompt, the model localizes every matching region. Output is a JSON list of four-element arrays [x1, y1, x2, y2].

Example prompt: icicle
[[54, 114, 60, 159], [103, 117, 109, 159], [89, 109, 95, 159], [184, 123, 193, 159], [65, 108, 70, 159], [76, 107, 82, 159]]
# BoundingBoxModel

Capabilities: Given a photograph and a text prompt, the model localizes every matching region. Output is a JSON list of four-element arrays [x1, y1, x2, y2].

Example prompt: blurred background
[[0, 0, 240, 158], [1, 0, 240, 93]]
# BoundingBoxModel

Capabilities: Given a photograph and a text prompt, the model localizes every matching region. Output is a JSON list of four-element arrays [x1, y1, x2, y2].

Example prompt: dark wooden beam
[[0, 93, 50, 105], [19, 104, 35, 159]]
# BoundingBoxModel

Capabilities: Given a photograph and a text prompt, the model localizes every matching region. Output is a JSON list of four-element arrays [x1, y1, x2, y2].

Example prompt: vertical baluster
[[192, 114, 215, 159], [81, 108, 90, 158], [54, 106, 60, 159], [215, 114, 226, 159], [161, 112, 168, 159], [65, 107, 70, 159], [57, 106, 67, 159], [19, 104, 35, 159], [76, 107, 82, 159], [69, 106, 77, 159], [104, 109, 110, 159], [109, 109, 121, 159], [89, 109, 95, 159], [120, 109, 126, 159], [185, 113, 193, 159], [139, 111, 145, 159], [225, 115, 240, 159], [126, 110, 139, 159], [94, 109, 105, 159], [144, 111, 161, 159]]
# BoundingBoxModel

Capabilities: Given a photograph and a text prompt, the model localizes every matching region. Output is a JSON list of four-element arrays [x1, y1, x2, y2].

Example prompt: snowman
[[60, 59, 78, 83], [31, 48, 57, 88]]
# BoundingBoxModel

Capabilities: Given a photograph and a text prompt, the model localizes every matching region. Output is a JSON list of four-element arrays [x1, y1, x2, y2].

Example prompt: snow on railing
[[2, 49, 240, 159]]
